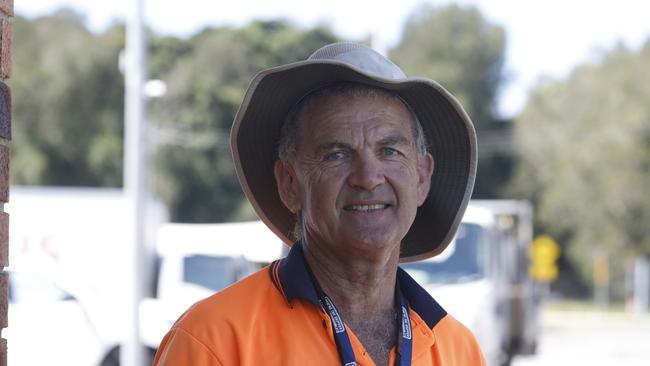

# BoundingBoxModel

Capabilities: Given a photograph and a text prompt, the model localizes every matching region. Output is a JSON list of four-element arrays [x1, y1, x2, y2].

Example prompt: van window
[[401, 223, 488, 283], [183, 255, 239, 292]]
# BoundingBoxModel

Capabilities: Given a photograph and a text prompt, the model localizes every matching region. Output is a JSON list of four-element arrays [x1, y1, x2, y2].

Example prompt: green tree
[[513, 41, 650, 297], [11, 11, 125, 186]]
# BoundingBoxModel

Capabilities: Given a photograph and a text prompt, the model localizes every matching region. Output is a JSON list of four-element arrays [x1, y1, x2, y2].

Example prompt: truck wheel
[[498, 350, 513, 366], [100, 347, 156, 366], [100, 347, 119, 366]]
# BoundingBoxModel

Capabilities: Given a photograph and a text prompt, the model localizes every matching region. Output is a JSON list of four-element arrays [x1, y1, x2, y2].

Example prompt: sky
[[15, 0, 650, 118]]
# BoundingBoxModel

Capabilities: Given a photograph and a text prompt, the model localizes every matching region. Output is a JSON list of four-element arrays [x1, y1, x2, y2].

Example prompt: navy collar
[[269, 242, 447, 329]]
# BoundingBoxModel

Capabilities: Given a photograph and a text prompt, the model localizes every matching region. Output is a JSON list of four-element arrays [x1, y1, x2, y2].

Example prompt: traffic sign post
[[593, 253, 610, 309]]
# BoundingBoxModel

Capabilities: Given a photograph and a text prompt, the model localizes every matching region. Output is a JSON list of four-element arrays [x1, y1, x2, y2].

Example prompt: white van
[[5, 267, 109, 366], [139, 221, 286, 351]]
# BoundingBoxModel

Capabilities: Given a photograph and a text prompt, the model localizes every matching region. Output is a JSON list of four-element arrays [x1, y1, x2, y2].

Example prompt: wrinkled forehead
[[296, 94, 416, 153], [308, 96, 409, 129]]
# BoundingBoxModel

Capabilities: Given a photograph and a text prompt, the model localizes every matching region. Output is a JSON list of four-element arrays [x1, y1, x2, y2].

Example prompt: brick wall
[[0, 1, 11, 365]]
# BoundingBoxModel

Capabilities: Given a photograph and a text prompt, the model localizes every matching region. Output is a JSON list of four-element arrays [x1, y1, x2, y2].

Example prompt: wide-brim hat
[[231, 42, 477, 262]]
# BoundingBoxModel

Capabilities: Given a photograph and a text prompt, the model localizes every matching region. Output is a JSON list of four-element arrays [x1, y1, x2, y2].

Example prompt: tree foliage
[[11, 11, 125, 186], [513, 41, 650, 291]]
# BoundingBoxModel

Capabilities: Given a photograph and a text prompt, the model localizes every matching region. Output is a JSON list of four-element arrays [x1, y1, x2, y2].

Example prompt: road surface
[[512, 308, 650, 366]]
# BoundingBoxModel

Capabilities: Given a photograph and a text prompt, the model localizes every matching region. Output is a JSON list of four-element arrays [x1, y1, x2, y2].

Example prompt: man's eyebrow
[[377, 134, 411, 147], [314, 141, 351, 155]]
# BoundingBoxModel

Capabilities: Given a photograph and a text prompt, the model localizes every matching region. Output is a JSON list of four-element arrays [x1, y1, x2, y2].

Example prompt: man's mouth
[[343, 204, 390, 212]]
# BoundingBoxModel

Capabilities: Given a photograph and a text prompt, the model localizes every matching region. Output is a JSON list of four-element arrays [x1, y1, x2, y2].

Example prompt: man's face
[[275, 90, 434, 260]]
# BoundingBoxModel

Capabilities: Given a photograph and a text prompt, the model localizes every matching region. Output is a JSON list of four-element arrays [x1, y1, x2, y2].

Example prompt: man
[[154, 42, 484, 365]]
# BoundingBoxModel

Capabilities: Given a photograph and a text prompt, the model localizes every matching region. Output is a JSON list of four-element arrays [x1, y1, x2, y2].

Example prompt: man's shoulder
[[174, 265, 282, 329], [433, 314, 486, 364], [434, 313, 478, 342]]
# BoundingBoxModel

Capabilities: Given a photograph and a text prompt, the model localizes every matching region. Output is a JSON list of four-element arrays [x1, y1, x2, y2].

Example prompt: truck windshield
[[401, 223, 487, 284], [183, 255, 239, 292]]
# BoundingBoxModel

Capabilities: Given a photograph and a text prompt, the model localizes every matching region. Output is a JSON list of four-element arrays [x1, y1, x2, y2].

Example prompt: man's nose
[[347, 154, 385, 190]]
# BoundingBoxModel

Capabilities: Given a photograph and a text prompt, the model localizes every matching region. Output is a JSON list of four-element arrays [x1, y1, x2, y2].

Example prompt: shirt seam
[[172, 325, 225, 365]]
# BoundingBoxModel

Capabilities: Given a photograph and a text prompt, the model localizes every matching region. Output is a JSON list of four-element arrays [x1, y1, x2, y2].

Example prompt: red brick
[[0, 271, 6, 329], [0, 145, 7, 203], [0, 213, 7, 268], [0, 338, 5, 366], [0, 81, 9, 140], [0, 19, 10, 79], [0, 0, 12, 17]]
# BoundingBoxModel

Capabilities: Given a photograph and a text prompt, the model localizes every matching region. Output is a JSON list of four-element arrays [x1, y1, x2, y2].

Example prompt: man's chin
[[340, 229, 403, 254]]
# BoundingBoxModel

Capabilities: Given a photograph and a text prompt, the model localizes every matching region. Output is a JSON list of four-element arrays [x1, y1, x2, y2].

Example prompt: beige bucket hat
[[231, 42, 477, 262]]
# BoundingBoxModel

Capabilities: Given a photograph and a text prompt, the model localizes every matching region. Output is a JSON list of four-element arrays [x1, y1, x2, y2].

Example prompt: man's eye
[[324, 151, 346, 161], [381, 147, 400, 156]]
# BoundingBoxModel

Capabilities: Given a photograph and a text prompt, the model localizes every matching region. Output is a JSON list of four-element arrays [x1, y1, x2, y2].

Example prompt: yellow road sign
[[530, 234, 560, 282]]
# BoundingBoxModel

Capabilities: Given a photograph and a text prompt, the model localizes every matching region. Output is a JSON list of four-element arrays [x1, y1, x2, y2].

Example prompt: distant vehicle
[[472, 200, 539, 358], [5, 268, 109, 366], [138, 221, 286, 352], [401, 200, 538, 366]]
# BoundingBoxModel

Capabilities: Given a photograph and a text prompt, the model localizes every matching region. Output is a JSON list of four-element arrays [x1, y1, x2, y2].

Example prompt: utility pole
[[123, 0, 147, 364]]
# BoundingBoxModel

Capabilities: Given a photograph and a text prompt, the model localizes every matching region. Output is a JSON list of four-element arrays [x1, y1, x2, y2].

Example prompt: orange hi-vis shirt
[[154, 244, 487, 366]]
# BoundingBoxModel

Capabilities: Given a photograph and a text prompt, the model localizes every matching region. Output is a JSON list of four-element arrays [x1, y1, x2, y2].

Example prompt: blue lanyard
[[317, 286, 412, 366]]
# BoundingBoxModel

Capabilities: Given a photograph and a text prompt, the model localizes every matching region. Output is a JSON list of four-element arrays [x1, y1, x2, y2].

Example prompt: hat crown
[[308, 42, 407, 80]]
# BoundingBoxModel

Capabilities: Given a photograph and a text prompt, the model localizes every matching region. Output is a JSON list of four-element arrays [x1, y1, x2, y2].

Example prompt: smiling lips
[[343, 203, 390, 212]]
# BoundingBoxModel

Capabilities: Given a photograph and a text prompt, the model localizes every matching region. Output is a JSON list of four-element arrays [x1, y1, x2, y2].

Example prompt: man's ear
[[416, 153, 434, 206], [274, 159, 302, 213]]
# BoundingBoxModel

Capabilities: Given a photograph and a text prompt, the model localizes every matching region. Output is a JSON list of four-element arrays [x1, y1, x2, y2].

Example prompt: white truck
[[401, 200, 538, 366]]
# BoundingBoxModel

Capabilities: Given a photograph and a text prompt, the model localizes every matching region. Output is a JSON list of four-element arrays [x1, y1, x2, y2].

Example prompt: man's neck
[[302, 239, 399, 317]]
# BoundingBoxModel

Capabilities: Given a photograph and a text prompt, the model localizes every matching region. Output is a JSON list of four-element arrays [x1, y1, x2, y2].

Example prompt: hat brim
[[231, 59, 477, 262]]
